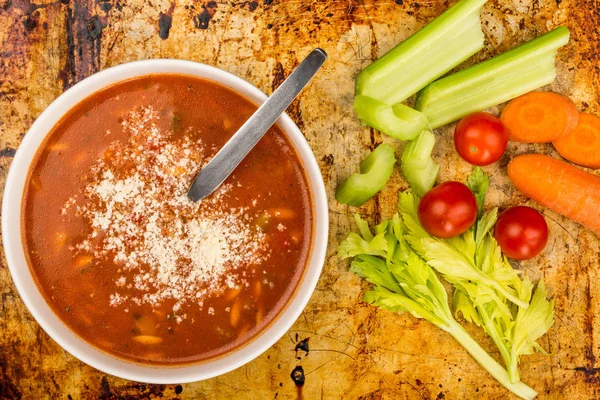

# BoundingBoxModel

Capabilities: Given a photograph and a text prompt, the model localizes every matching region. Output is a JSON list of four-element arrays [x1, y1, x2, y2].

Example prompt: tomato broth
[[22, 74, 313, 365]]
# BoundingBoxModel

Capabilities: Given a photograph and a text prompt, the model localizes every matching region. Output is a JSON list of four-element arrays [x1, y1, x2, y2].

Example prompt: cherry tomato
[[494, 206, 548, 260], [418, 182, 478, 239], [454, 112, 509, 166]]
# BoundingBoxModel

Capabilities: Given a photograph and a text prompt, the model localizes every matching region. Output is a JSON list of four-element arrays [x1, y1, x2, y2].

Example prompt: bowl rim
[[1, 59, 329, 384]]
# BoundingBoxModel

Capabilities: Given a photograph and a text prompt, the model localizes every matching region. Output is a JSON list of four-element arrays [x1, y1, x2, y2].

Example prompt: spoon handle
[[188, 48, 328, 202]]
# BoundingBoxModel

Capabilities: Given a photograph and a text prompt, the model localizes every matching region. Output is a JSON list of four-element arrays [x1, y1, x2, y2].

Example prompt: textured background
[[1, 0, 600, 399]]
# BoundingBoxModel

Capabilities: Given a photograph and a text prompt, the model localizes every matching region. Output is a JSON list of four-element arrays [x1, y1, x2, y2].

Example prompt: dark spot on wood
[[584, 279, 597, 374], [194, 2, 217, 30], [23, 10, 39, 32], [158, 2, 175, 39], [394, 0, 403, 4], [97, 0, 112, 12], [272, 62, 285, 92], [437, 392, 445, 399], [575, 366, 600, 383], [248, 1, 258, 11], [321, 154, 334, 166], [413, 2, 420, 9], [158, 12, 173, 39], [99, 376, 112, 398], [264, 0, 273, 4], [266, 23, 273, 29], [174, 384, 183, 394], [574, 366, 600, 375], [325, 12, 333, 17], [0, 147, 16, 157], [415, 379, 423, 385], [0, 377, 22, 399], [60, 2, 108, 88], [290, 365, 305, 387], [60, 6, 76, 90], [1, 0, 12, 10], [85, 15, 103, 41], [294, 337, 309, 356]]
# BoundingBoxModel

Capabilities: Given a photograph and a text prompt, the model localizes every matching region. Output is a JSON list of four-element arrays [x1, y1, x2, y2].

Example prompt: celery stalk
[[355, 0, 486, 105], [445, 321, 537, 400], [339, 215, 538, 400], [404, 158, 439, 197], [336, 144, 396, 207], [401, 130, 439, 196], [416, 26, 570, 128], [355, 96, 428, 140], [401, 129, 436, 170]]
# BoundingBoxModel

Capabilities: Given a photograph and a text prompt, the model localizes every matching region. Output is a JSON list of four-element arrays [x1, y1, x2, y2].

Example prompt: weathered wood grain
[[1, 0, 600, 398]]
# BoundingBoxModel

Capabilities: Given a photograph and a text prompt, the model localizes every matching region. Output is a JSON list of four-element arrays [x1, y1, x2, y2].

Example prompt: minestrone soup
[[22, 74, 313, 365]]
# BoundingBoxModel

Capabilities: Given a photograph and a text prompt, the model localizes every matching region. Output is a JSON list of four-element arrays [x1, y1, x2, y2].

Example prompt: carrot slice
[[553, 112, 600, 169], [507, 154, 600, 235], [501, 92, 579, 143]]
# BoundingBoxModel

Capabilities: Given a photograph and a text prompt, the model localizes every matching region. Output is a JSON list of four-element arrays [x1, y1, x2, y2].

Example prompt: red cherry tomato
[[454, 112, 509, 166], [494, 206, 548, 260], [418, 182, 478, 239]]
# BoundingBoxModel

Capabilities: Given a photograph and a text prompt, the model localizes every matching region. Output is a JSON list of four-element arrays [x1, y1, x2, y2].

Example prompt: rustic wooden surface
[[1, 0, 600, 399]]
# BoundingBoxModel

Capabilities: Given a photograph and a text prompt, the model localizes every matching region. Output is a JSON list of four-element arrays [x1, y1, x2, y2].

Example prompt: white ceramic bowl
[[2, 60, 328, 383]]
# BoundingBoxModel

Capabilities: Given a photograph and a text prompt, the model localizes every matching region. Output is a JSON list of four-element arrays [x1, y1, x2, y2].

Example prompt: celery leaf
[[506, 281, 554, 382], [467, 166, 489, 217]]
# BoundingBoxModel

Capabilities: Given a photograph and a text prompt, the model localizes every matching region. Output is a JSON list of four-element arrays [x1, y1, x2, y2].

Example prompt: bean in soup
[[22, 74, 313, 365]]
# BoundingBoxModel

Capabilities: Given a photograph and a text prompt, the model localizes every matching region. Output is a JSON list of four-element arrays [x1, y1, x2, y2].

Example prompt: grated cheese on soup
[[63, 106, 270, 320]]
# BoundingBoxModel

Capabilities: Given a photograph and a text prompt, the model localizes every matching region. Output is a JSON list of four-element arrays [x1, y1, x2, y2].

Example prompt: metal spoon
[[187, 48, 327, 202]]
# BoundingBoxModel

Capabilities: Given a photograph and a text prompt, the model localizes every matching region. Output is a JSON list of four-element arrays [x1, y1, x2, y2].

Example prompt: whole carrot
[[507, 154, 600, 235]]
